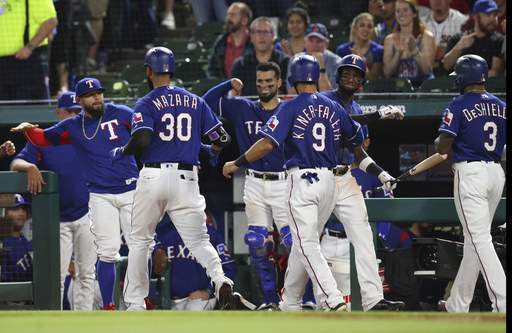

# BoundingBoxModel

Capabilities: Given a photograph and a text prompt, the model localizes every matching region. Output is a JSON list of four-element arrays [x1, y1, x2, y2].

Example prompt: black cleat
[[326, 302, 347, 312], [217, 283, 236, 310], [369, 299, 405, 311]]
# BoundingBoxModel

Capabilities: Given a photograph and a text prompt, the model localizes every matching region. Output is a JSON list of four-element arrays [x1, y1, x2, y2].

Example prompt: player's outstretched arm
[[354, 146, 397, 191], [10, 122, 39, 133], [223, 137, 275, 178], [109, 129, 152, 165]]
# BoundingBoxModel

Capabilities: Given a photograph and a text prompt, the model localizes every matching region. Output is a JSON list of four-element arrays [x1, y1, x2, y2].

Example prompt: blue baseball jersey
[[13, 143, 89, 222], [204, 80, 286, 172], [320, 90, 369, 165], [1, 235, 33, 282], [259, 92, 364, 169], [131, 85, 223, 165], [43, 104, 139, 194], [155, 222, 237, 299], [438, 92, 506, 162]]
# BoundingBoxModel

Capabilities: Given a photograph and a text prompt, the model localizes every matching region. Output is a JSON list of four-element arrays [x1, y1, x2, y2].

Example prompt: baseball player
[[155, 217, 238, 311], [10, 78, 140, 310], [108, 46, 236, 311], [435, 54, 506, 313], [10, 91, 96, 311], [224, 54, 380, 311], [1, 194, 33, 283], [202, 61, 315, 310], [318, 54, 405, 311]]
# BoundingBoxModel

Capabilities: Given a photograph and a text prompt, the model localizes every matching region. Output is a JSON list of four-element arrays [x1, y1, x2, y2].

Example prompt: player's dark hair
[[256, 62, 281, 81]]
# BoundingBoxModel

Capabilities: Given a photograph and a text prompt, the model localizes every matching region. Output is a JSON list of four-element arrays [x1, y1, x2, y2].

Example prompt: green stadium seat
[[163, 40, 208, 63], [485, 75, 506, 93], [359, 78, 414, 100], [174, 60, 208, 88], [102, 79, 133, 102], [188, 78, 227, 97], [115, 64, 146, 89], [189, 21, 225, 50], [416, 76, 458, 98]]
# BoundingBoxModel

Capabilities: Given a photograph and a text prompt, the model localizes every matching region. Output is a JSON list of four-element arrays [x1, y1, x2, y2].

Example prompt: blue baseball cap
[[473, 0, 502, 14], [57, 91, 82, 110], [14, 194, 31, 208], [75, 77, 106, 97], [306, 23, 329, 40]]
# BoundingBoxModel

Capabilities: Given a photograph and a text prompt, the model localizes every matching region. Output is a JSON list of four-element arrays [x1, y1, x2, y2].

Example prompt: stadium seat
[[102, 79, 133, 102], [163, 40, 208, 63], [188, 78, 227, 97], [189, 21, 225, 50], [115, 64, 146, 89], [174, 60, 208, 88], [485, 75, 506, 93], [359, 78, 414, 100], [416, 76, 458, 99]]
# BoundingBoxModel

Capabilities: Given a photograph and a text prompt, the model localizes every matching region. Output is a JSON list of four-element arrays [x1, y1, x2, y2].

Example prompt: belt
[[333, 166, 349, 176], [324, 229, 347, 239], [245, 169, 286, 181], [144, 162, 195, 171], [467, 160, 499, 164], [297, 166, 333, 170]]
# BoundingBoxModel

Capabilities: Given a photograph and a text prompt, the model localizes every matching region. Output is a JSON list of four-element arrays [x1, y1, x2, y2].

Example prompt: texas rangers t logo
[[86, 80, 94, 88]]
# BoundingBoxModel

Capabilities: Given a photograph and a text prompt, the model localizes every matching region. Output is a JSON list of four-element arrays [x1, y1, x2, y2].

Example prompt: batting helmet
[[335, 54, 367, 83], [144, 47, 175, 73], [450, 54, 488, 90], [287, 55, 320, 87]]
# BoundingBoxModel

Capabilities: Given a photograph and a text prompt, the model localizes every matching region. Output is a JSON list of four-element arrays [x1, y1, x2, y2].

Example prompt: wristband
[[27, 43, 36, 51], [319, 68, 326, 73], [359, 157, 374, 173], [234, 154, 249, 167]]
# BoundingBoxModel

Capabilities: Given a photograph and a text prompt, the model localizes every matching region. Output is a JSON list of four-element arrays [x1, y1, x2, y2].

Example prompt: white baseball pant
[[279, 167, 342, 311], [445, 161, 506, 313], [60, 213, 96, 310], [171, 297, 216, 311]]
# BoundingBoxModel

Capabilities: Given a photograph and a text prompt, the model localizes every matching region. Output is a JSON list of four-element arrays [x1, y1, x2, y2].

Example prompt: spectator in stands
[[369, 0, 385, 24], [463, 0, 505, 36], [161, 0, 176, 31], [81, 0, 110, 73], [50, 0, 73, 97], [190, 0, 229, 26], [206, 2, 254, 79], [0, 141, 16, 159], [1, 194, 33, 283], [0, 0, 57, 103], [443, 0, 505, 76], [420, 0, 468, 76], [230, 17, 290, 96], [417, 0, 469, 15], [382, 0, 436, 88], [286, 23, 343, 93], [501, 19, 506, 67], [336, 13, 384, 80], [274, 6, 309, 57], [372, 0, 397, 45]]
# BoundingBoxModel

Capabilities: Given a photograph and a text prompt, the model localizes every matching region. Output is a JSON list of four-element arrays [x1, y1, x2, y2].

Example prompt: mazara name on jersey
[[292, 104, 341, 140], [150, 93, 198, 111], [461, 101, 506, 122]]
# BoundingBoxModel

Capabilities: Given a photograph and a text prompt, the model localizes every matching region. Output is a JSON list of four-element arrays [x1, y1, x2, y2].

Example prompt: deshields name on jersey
[[463, 101, 506, 122]]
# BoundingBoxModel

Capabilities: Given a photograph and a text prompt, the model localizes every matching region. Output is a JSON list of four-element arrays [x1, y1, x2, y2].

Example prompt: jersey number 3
[[483, 121, 497, 152], [159, 113, 192, 142]]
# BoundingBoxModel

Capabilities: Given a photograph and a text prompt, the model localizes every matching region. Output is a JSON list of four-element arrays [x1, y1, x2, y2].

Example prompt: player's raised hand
[[230, 78, 244, 94], [200, 143, 220, 167], [378, 105, 404, 120], [378, 171, 397, 191], [109, 147, 125, 165], [223, 161, 239, 178], [10, 122, 39, 132], [1, 140, 15, 156]]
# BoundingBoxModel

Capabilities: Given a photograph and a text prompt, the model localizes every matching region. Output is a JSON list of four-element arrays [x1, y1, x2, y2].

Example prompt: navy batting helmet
[[144, 47, 175, 73], [335, 54, 366, 83], [450, 54, 488, 90], [287, 55, 320, 87]]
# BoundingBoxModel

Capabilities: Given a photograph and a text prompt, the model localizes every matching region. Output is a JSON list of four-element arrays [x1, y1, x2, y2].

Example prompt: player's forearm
[[24, 128, 52, 147], [235, 137, 274, 167], [121, 129, 152, 156], [10, 158, 37, 172], [351, 112, 380, 125], [203, 80, 232, 115]]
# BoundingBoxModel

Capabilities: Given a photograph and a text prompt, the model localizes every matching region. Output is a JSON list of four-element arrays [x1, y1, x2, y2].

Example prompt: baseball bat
[[374, 153, 448, 194]]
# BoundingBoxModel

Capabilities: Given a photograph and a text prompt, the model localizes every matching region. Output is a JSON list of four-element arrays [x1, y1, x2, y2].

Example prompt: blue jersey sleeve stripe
[[132, 126, 154, 133], [259, 130, 280, 147], [439, 128, 457, 137]]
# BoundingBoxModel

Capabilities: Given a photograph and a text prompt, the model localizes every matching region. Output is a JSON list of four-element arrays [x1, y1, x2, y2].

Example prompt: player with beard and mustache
[[318, 54, 406, 311], [206, 2, 254, 79], [202, 61, 317, 310], [443, 0, 505, 76], [10, 77, 149, 311]]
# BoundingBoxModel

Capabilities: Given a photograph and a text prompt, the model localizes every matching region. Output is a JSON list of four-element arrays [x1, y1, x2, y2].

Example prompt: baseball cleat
[[217, 283, 236, 310], [103, 302, 116, 310], [145, 297, 155, 310], [301, 301, 316, 311], [438, 300, 447, 312], [326, 302, 347, 312], [369, 299, 405, 311], [257, 302, 279, 311]]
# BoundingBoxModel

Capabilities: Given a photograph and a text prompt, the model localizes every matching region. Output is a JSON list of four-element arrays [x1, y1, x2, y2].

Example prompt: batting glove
[[378, 171, 397, 191], [378, 105, 404, 120], [109, 147, 125, 166], [200, 143, 219, 167]]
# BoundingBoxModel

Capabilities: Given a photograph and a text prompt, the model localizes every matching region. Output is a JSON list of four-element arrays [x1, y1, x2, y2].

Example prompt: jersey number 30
[[159, 113, 192, 141]]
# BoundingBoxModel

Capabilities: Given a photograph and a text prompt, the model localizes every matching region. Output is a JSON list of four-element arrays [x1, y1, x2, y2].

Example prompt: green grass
[[0, 311, 506, 333]]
